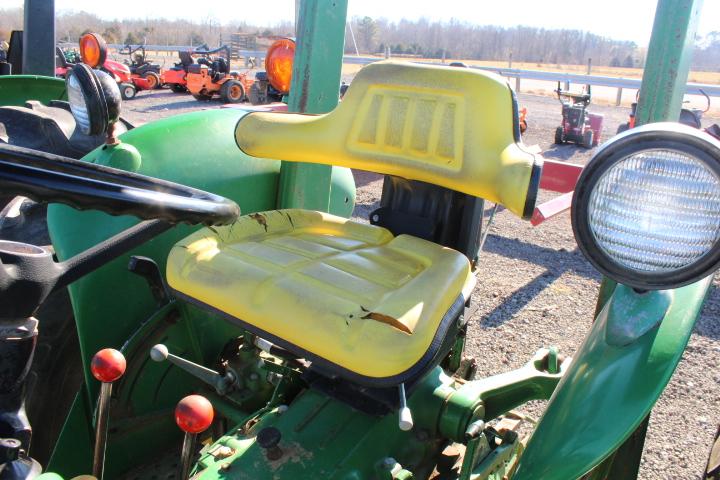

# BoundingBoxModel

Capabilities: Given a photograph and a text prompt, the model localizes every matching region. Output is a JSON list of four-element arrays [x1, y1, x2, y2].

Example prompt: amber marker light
[[79, 32, 108, 68], [266, 38, 296, 94]]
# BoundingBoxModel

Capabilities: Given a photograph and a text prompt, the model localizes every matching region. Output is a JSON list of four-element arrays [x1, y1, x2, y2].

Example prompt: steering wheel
[[0, 143, 240, 226], [0, 143, 240, 319]]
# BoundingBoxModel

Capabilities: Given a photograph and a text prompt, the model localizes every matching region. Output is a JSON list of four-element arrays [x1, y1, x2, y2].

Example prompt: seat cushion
[[167, 209, 475, 385]]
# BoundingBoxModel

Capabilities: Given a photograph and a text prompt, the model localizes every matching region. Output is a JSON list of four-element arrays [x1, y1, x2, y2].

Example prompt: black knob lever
[[256, 427, 282, 461]]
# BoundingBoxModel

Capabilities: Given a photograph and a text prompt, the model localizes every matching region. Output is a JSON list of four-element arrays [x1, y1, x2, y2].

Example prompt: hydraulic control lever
[[175, 395, 214, 480], [150, 344, 237, 395], [90, 349, 127, 480]]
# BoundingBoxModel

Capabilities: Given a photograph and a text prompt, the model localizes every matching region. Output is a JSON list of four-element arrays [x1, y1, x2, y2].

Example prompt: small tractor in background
[[553, 82, 603, 148], [161, 50, 197, 93], [618, 89, 711, 133], [617, 89, 719, 140], [118, 44, 163, 90], [186, 45, 252, 103]]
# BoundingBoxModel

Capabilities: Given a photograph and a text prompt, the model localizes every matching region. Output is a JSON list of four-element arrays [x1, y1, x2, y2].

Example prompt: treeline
[[348, 16, 719, 71], [0, 8, 293, 48], [1, 8, 718, 71]]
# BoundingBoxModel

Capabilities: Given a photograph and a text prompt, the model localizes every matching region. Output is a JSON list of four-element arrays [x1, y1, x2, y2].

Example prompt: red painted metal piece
[[162, 68, 186, 87], [588, 113, 604, 144], [130, 77, 152, 90], [532, 191, 574, 226], [531, 159, 584, 225], [91, 348, 127, 383], [538, 159, 583, 193], [175, 395, 214, 434]]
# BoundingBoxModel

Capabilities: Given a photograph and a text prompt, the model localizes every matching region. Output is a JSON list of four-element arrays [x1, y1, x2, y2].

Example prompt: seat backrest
[[55, 47, 67, 68], [235, 61, 542, 218], [178, 51, 193, 68]]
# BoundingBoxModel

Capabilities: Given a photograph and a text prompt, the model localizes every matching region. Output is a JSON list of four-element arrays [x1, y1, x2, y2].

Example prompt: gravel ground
[[121, 85, 720, 479]]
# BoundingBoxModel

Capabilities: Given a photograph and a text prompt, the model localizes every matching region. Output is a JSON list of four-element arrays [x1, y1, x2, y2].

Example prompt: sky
[[5, 0, 720, 46]]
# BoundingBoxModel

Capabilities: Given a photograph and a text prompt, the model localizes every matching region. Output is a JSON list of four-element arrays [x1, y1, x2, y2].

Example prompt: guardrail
[[350, 55, 720, 105], [60, 42, 718, 103], [344, 55, 720, 105], [469, 66, 720, 105]]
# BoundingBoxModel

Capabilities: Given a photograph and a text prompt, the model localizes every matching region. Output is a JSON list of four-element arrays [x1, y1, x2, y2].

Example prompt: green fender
[[513, 276, 713, 480], [0, 75, 67, 106]]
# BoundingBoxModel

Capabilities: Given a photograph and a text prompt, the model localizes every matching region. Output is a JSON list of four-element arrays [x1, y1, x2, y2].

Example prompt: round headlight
[[572, 123, 720, 290], [66, 64, 121, 136]]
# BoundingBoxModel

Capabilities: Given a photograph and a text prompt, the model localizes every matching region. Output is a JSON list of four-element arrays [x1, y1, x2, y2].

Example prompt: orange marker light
[[265, 38, 295, 94], [79, 33, 107, 68]]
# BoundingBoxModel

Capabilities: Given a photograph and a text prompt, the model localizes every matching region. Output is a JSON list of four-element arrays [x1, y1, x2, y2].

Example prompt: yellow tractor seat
[[167, 209, 476, 386], [169, 62, 541, 386]]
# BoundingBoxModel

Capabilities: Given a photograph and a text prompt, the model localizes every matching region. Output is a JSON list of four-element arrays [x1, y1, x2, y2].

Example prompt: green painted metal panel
[[513, 276, 713, 480], [0, 75, 67, 106], [192, 369, 453, 479], [277, 0, 349, 211], [636, 0, 704, 126]]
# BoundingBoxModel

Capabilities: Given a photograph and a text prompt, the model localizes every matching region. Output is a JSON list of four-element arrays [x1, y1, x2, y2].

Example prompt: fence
[[59, 43, 720, 104]]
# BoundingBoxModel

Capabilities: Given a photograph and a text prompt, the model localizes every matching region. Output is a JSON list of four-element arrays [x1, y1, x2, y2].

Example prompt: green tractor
[[1, 1, 719, 480]]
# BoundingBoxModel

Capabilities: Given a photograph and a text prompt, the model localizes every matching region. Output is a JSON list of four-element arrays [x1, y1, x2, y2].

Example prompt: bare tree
[[0, 7, 717, 71]]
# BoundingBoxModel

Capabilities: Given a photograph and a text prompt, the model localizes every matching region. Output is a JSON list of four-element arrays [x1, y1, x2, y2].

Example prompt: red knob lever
[[176, 395, 214, 480], [91, 348, 127, 383], [175, 394, 214, 434], [90, 348, 126, 480]]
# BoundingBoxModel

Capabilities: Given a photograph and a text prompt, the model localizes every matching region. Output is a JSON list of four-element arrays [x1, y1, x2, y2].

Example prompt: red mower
[[119, 44, 163, 90], [554, 82, 603, 148], [103, 58, 152, 100]]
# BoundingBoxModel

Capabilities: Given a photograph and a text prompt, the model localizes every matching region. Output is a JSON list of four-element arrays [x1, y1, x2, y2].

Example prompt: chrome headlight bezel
[[572, 123, 720, 290], [65, 63, 121, 137]]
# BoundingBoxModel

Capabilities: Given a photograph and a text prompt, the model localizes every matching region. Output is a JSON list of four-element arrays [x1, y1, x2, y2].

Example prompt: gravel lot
[[121, 84, 720, 479]]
